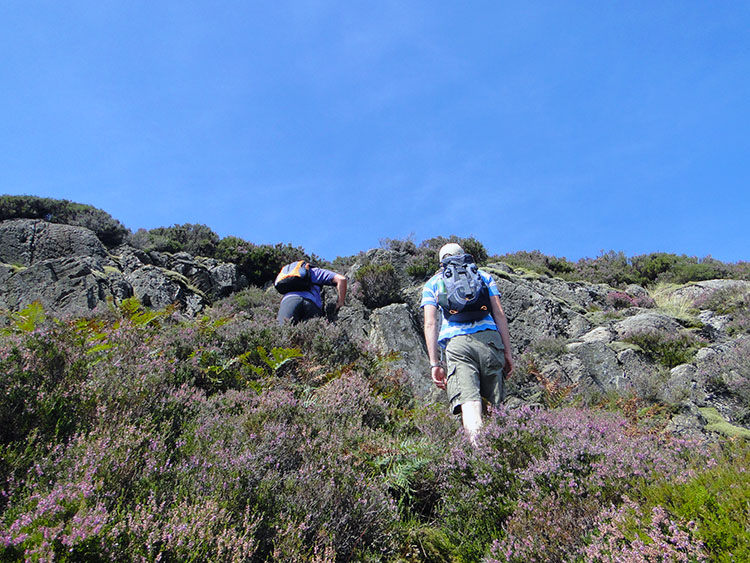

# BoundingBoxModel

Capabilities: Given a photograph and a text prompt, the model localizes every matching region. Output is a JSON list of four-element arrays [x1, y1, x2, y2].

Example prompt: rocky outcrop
[[340, 251, 750, 439], [490, 269, 604, 354], [339, 301, 443, 403], [2, 216, 749, 441], [0, 219, 109, 266], [0, 256, 130, 314], [0, 219, 246, 318]]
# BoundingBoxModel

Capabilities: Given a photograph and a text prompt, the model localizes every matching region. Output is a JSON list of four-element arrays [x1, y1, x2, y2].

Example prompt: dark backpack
[[437, 254, 491, 322], [274, 261, 313, 294]]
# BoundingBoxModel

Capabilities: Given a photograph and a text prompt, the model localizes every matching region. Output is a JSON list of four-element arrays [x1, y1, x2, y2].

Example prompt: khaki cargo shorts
[[445, 329, 506, 415]]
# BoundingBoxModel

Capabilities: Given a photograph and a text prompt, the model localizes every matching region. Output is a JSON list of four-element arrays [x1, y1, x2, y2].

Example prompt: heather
[[494, 250, 750, 288], [4, 196, 750, 292], [0, 196, 129, 248], [1, 297, 748, 562]]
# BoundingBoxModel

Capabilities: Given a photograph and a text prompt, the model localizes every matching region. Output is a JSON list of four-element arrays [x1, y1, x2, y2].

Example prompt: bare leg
[[461, 400, 483, 447]]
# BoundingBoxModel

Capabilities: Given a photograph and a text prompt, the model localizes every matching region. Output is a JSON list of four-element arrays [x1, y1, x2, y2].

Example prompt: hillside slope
[[2, 203, 750, 561]]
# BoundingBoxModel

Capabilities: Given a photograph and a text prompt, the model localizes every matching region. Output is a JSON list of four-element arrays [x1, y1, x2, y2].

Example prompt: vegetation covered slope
[[2, 195, 750, 561], [1, 292, 748, 562], [4, 195, 750, 289]]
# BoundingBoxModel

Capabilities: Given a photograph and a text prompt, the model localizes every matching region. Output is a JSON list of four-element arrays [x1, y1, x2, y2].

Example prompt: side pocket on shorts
[[446, 364, 457, 381], [445, 365, 462, 414], [486, 339, 506, 373]]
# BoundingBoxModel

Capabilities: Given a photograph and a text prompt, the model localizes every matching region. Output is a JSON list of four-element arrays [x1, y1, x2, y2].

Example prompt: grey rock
[[110, 245, 153, 274], [610, 347, 656, 382], [672, 279, 750, 306], [617, 347, 659, 396], [697, 310, 734, 338], [580, 326, 613, 343], [165, 253, 216, 296], [662, 364, 704, 405], [208, 261, 248, 298], [625, 284, 650, 298], [126, 266, 209, 315], [367, 303, 442, 403], [613, 312, 683, 338], [566, 341, 624, 393], [0, 256, 128, 316], [665, 402, 710, 440], [493, 274, 595, 356], [0, 219, 108, 266]]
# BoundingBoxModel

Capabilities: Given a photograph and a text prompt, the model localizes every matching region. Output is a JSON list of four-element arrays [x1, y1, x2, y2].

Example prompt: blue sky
[[2, 2, 748, 262]]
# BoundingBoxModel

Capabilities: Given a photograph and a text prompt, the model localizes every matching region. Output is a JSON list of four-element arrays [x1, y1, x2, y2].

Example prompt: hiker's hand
[[325, 303, 339, 321], [504, 354, 514, 379], [431, 365, 447, 390]]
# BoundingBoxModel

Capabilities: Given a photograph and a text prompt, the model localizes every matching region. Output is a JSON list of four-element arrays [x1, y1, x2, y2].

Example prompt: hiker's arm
[[333, 274, 347, 309], [490, 295, 514, 378], [423, 304, 446, 389]]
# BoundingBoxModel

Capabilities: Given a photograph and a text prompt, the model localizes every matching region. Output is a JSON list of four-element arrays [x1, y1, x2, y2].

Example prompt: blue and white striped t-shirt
[[420, 270, 500, 347]]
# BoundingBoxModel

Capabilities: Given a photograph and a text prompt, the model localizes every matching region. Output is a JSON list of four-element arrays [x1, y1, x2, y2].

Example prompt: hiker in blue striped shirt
[[421, 243, 514, 446]]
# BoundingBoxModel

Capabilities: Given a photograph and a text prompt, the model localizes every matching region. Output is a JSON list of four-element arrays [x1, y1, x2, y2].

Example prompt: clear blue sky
[[2, 2, 748, 262]]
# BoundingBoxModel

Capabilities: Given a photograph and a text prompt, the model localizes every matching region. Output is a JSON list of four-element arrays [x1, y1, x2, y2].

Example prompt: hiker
[[276, 261, 347, 324], [421, 243, 514, 446]]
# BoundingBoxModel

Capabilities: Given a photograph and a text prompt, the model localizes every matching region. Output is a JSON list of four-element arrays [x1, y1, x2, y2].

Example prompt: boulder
[[0, 219, 108, 266], [338, 300, 441, 404], [671, 279, 750, 306], [662, 363, 712, 406], [492, 273, 596, 356], [366, 303, 443, 403], [665, 401, 712, 440], [208, 261, 248, 298], [165, 252, 217, 297], [110, 245, 154, 274], [564, 341, 627, 395], [109, 246, 248, 300], [125, 266, 209, 316], [612, 312, 683, 339], [580, 326, 614, 343], [0, 256, 131, 316], [163, 253, 248, 299]]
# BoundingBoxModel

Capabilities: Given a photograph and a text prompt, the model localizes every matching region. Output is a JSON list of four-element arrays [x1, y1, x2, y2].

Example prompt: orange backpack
[[274, 261, 312, 294]]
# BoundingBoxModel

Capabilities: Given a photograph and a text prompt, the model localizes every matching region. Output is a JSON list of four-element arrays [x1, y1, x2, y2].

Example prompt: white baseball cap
[[439, 243, 464, 262]]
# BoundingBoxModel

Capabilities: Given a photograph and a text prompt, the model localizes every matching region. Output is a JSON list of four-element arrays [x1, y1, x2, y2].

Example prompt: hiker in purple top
[[277, 265, 347, 324]]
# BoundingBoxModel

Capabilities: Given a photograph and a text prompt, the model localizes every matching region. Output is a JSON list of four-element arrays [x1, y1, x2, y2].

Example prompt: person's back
[[276, 262, 347, 324], [421, 243, 514, 446]]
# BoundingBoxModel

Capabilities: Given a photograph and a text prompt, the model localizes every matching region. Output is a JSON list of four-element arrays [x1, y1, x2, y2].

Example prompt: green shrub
[[379, 236, 418, 254], [575, 251, 641, 287], [729, 261, 750, 281], [216, 238, 312, 287], [622, 329, 705, 369], [494, 250, 576, 278], [354, 262, 402, 308], [632, 443, 750, 562], [633, 253, 729, 285], [129, 228, 180, 253], [405, 249, 439, 280], [490, 251, 741, 288], [130, 223, 220, 257], [405, 235, 489, 280], [0, 195, 129, 247], [421, 235, 489, 264]]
